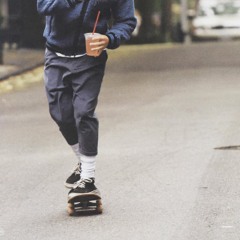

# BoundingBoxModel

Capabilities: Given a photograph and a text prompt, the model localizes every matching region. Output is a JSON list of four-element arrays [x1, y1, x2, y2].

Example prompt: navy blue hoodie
[[37, 0, 137, 55]]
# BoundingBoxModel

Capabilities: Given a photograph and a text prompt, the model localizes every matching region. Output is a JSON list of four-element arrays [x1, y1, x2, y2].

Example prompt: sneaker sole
[[68, 190, 101, 202]]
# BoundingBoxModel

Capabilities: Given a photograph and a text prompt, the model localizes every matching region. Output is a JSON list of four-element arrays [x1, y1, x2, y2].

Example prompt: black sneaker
[[64, 164, 81, 189], [68, 178, 100, 200]]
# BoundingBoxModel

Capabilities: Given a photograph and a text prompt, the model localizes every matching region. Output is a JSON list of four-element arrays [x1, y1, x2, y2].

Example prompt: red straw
[[92, 11, 101, 34]]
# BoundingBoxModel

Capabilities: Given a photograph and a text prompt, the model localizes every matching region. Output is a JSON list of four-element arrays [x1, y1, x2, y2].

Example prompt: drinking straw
[[92, 11, 101, 34]]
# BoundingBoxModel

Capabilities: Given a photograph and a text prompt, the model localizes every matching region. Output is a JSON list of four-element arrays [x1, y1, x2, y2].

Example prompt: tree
[[160, 0, 172, 42], [134, 0, 172, 43], [134, 0, 157, 42], [0, 4, 3, 64]]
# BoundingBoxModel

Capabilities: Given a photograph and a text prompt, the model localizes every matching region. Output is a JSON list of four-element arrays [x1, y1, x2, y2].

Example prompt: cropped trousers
[[44, 49, 107, 156]]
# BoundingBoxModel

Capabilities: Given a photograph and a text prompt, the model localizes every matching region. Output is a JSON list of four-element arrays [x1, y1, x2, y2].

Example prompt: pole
[[180, 0, 191, 44]]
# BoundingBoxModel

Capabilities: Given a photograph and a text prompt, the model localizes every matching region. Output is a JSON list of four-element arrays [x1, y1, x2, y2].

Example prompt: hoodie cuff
[[106, 33, 118, 49]]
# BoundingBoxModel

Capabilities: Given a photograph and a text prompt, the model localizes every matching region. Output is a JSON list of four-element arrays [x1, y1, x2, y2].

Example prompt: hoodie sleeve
[[106, 0, 137, 49], [37, 0, 80, 15]]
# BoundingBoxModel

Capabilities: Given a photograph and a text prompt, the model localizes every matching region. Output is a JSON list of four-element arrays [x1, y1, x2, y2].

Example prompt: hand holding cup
[[85, 34, 109, 57], [84, 11, 109, 57]]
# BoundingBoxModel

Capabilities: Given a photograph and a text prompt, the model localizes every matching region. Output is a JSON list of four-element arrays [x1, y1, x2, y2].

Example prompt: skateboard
[[67, 193, 103, 216]]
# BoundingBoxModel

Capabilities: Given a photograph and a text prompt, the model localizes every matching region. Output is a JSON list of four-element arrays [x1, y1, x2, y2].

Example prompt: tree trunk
[[160, 0, 172, 42], [136, 0, 155, 42]]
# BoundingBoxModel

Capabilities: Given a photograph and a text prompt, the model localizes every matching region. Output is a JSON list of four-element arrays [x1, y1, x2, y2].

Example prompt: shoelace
[[75, 178, 92, 189], [71, 165, 81, 175]]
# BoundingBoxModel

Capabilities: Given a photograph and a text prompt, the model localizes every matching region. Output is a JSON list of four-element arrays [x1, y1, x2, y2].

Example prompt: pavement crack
[[214, 145, 240, 150]]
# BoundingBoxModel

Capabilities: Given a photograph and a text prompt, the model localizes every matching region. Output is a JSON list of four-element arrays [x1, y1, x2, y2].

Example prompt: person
[[37, 0, 137, 199]]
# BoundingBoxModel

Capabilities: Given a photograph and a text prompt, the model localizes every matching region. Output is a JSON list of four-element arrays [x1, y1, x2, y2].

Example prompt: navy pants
[[44, 49, 107, 156]]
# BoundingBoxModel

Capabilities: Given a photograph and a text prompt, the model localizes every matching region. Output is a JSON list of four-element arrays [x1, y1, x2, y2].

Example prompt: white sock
[[80, 155, 96, 179], [71, 143, 81, 163]]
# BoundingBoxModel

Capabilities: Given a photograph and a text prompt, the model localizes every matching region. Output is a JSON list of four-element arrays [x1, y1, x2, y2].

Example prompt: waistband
[[55, 52, 86, 58], [46, 42, 85, 56]]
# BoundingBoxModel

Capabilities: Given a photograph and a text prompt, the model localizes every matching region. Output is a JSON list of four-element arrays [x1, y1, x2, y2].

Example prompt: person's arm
[[37, 0, 82, 15], [106, 0, 137, 49], [90, 0, 137, 55]]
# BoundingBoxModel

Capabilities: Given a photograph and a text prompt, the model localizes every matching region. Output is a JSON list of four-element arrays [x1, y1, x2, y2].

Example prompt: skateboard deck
[[67, 193, 103, 216]]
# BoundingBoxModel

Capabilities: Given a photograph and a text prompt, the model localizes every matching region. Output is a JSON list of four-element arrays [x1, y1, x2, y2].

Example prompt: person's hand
[[90, 34, 109, 57]]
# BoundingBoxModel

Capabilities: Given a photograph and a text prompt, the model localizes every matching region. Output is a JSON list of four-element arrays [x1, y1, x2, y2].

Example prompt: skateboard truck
[[67, 194, 103, 216]]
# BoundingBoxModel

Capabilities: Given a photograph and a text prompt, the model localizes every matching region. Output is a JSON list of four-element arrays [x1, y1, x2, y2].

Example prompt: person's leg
[[44, 63, 83, 188], [44, 49, 79, 147], [71, 61, 106, 182], [43, 50, 83, 187], [68, 60, 106, 197]]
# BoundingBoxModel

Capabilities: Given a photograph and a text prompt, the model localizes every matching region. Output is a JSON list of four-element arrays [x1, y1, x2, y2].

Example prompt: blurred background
[[1, 0, 240, 64]]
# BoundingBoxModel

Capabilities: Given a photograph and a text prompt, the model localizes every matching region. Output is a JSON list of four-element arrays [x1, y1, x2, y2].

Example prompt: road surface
[[1, 42, 240, 240]]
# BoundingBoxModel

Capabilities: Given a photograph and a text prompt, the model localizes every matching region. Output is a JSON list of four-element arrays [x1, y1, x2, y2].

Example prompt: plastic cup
[[84, 33, 101, 57]]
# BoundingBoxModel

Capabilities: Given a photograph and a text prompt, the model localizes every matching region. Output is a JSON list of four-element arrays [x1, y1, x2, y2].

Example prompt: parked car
[[191, 0, 240, 41]]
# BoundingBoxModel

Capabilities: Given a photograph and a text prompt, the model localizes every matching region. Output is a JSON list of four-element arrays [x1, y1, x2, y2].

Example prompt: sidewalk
[[0, 44, 173, 81], [0, 48, 44, 81]]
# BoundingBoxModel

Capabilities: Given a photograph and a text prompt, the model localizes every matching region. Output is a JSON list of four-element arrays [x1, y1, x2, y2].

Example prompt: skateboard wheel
[[96, 200, 103, 214], [67, 203, 75, 216]]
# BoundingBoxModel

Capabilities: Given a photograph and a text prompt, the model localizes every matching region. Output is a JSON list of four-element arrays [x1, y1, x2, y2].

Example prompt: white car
[[191, 0, 240, 40]]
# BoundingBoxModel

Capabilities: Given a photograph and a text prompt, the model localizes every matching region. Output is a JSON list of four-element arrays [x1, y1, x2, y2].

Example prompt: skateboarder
[[37, 0, 136, 202]]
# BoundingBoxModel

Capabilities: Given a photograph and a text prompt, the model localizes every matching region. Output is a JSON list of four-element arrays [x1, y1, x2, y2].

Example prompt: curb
[[0, 61, 44, 81]]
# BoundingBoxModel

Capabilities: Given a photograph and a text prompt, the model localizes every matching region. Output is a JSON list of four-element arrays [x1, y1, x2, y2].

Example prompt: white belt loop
[[55, 52, 86, 58]]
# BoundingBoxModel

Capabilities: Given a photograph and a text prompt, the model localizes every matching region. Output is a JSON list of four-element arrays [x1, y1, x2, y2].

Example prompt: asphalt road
[[1, 41, 240, 240]]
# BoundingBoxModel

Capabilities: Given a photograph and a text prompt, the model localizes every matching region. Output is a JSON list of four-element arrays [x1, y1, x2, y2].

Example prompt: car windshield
[[198, 1, 240, 16]]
